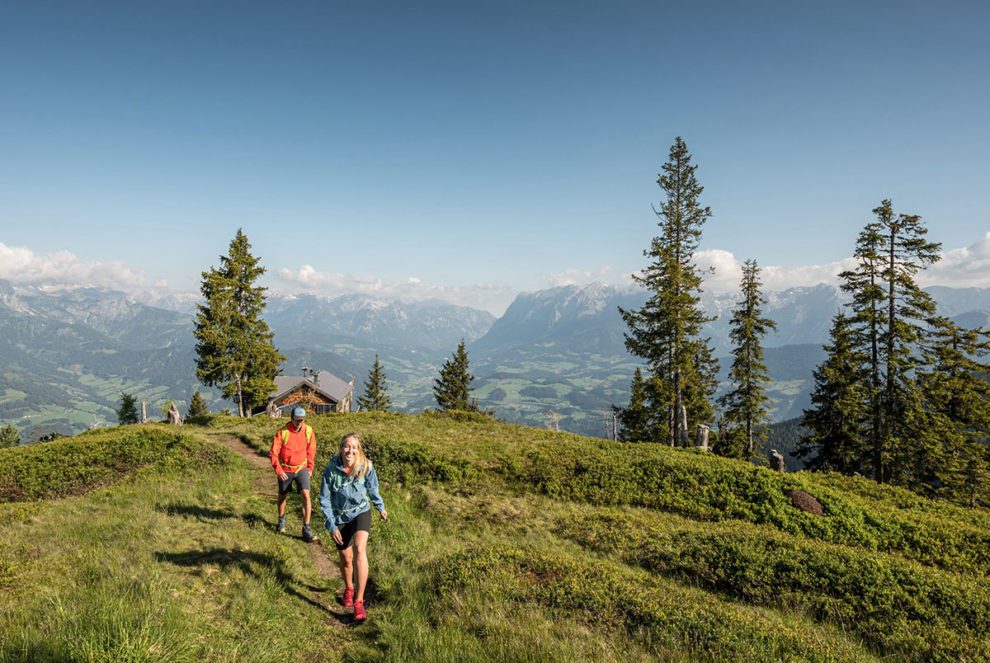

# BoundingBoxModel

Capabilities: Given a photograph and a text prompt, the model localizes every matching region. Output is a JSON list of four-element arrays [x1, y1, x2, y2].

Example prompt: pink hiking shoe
[[342, 587, 354, 608], [353, 601, 367, 622]]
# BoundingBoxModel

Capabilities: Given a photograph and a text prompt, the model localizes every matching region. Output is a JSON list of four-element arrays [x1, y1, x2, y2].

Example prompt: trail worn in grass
[[0, 426, 353, 662]]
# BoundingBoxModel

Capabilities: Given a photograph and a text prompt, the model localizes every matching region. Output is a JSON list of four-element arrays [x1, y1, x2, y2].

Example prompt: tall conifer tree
[[433, 339, 475, 411], [358, 354, 392, 412], [619, 137, 718, 446], [836, 200, 940, 484], [796, 313, 870, 472], [618, 367, 652, 442], [194, 229, 284, 417], [717, 260, 777, 459], [919, 318, 990, 506]]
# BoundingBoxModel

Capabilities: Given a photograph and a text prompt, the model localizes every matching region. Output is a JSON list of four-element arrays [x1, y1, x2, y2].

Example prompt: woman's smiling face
[[341, 437, 359, 467]]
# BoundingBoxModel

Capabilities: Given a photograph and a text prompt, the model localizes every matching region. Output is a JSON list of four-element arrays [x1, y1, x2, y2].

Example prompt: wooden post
[[141, 401, 147, 424], [696, 424, 710, 451], [677, 405, 689, 447]]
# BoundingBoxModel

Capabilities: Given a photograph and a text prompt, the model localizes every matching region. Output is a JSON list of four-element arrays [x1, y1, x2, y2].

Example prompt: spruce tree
[[358, 354, 392, 412], [618, 367, 652, 441], [619, 137, 718, 446], [187, 390, 209, 418], [0, 423, 19, 448], [194, 229, 284, 417], [919, 318, 990, 506], [716, 260, 777, 459], [838, 200, 940, 484], [433, 339, 474, 411], [796, 313, 869, 472], [117, 392, 139, 425], [838, 213, 885, 479], [877, 204, 941, 487]]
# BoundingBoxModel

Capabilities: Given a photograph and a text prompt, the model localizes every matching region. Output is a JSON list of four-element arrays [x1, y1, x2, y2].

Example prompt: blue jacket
[[318, 454, 385, 534]]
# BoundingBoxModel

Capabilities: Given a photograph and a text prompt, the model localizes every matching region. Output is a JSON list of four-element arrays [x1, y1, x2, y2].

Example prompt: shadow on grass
[[156, 503, 270, 529], [155, 547, 348, 623]]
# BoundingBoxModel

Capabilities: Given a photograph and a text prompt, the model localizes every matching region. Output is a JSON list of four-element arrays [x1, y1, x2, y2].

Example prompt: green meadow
[[2, 413, 988, 661]]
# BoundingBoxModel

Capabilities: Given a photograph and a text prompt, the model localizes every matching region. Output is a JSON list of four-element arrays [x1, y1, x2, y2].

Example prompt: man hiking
[[270, 406, 318, 542]]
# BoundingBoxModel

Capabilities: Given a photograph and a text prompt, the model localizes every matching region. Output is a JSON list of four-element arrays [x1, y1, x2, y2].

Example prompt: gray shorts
[[277, 468, 311, 495]]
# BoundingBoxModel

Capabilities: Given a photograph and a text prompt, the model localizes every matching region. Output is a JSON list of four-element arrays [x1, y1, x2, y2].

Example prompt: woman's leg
[[338, 545, 354, 590], [353, 530, 369, 603]]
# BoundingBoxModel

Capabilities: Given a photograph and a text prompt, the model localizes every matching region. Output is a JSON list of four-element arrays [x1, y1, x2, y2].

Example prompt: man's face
[[292, 417, 304, 427]]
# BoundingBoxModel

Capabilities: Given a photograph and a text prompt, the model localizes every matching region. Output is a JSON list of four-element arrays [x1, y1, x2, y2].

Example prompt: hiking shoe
[[275, 516, 286, 534], [353, 601, 366, 622], [301, 524, 317, 542], [342, 587, 354, 608]]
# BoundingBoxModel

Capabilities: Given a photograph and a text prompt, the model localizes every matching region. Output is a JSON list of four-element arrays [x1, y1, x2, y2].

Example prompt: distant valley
[[3, 278, 990, 441]]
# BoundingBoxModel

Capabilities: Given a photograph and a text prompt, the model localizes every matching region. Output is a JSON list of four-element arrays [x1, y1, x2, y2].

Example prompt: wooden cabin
[[262, 370, 354, 416]]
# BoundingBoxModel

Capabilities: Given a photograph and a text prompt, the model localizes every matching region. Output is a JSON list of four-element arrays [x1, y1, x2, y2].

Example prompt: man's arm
[[270, 431, 285, 475]]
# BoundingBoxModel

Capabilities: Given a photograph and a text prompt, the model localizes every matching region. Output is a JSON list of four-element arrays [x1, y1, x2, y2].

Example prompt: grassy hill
[[2, 414, 989, 661]]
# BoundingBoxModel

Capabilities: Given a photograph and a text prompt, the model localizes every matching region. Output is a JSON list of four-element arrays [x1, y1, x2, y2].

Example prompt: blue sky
[[1, 1, 989, 313]]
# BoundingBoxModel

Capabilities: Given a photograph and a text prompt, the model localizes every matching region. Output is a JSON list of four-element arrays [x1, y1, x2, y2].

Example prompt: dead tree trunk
[[696, 424, 710, 451], [167, 402, 182, 425]]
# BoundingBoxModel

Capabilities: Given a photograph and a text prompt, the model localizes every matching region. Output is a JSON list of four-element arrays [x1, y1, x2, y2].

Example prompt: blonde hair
[[339, 432, 370, 479]]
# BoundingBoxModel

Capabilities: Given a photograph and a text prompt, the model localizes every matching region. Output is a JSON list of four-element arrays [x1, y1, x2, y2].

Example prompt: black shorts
[[277, 468, 311, 495], [335, 509, 371, 550]]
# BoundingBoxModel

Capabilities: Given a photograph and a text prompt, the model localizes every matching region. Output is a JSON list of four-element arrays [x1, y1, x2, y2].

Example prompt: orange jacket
[[270, 422, 316, 475]]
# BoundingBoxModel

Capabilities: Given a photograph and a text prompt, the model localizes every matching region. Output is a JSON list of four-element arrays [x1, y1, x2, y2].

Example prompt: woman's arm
[[365, 463, 386, 514], [318, 465, 337, 533]]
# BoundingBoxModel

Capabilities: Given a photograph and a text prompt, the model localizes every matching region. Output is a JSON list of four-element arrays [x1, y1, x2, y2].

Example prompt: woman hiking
[[318, 432, 387, 622]]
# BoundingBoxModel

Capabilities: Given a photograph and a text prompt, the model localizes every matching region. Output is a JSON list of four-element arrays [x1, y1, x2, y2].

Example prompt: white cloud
[[275, 265, 517, 314], [694, 249, 858, 292], [548, 266, 616, 287], [0, 242, 146, 291], [624, 231, 990, 294], [919, 232, 990, 288]]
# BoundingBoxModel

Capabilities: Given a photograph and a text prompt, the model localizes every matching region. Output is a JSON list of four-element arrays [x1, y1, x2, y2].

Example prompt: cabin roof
[[271, 371, 352, 403]]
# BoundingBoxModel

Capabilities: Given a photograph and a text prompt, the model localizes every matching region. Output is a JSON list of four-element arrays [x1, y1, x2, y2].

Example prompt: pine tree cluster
[[797, 200, 990, 505]]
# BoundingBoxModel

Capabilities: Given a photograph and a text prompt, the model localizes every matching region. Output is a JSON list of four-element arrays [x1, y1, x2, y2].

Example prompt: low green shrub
[[556, 509, 990, 661], [433, 544, 876, 662], [220, 413, 990, 573], [0, 427, 230, 503], [504, 440, 990, 574]]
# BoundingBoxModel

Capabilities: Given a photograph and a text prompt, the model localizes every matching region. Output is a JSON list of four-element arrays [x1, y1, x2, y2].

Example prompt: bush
[[501, 439, 990, 574], [556, 509, 990, 661], [0, 428, 230, 502], [433, 545, 872, 662]]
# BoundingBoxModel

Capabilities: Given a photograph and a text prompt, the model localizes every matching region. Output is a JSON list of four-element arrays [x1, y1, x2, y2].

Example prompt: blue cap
[[292, 407, 306, 419]]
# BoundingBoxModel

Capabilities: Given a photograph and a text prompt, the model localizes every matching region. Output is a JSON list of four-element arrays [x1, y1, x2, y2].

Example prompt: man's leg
[[301, 489, 312, 525], [277, 491, 288, 518]]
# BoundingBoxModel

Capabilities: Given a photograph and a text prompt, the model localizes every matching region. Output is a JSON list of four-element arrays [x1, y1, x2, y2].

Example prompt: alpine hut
[[262, 368, 354, 416]]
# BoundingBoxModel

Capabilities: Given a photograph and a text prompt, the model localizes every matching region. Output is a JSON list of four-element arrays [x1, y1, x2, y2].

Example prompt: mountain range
[[2, 278, 989, 439]]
